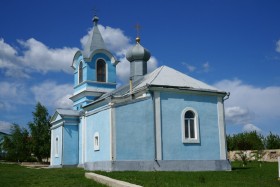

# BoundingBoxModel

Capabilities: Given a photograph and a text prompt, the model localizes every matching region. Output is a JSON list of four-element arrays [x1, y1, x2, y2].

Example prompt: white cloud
[[225, 106, 252, 125], [0, 38, 30, 78], [202, 62, 210, 72], [182, 62, 196, 72], [0, 121, 13, 134], [19, 38, 78, 74], [243, 123, 261, 133], [214, 79, 280, 133], [31, 81, 73, 109], [0, 38, 17, 57], [0, 38, 78, 77], [0, 81, 30, 109], [182, 62, 210, 73], [276, 39, 280, 53]]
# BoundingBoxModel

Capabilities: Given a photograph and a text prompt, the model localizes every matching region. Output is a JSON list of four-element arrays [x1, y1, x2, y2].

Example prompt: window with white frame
[[55, 136, 59, 157], [182, 108, 200, 143], [94, 132, 100, 151]]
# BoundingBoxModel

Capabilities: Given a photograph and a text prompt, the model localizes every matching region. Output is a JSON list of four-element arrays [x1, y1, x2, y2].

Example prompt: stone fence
[[228, 149, 280, 162]]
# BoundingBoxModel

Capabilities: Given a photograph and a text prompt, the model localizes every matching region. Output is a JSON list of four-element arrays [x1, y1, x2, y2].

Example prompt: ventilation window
[[94, 132, 100, 151], [55, 136, 59, 157]]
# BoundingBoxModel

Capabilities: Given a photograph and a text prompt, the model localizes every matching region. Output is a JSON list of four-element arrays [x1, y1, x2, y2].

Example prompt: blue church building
[[50, 16, 231, 171]]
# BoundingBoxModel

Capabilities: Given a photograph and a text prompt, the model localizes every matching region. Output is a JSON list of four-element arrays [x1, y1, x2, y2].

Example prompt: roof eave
[[147, 84, 227, 96]]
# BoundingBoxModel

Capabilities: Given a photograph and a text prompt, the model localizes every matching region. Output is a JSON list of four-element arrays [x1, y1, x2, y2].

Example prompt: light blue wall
[[62, 124, 79, 165], [51, 126, 62, 166], [115, 98, 155, 160], [160, 92, 220, 160], [85, 108, 111, 162]]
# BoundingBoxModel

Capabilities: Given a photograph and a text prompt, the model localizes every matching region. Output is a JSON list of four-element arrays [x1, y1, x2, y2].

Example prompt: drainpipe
[[61, 122, 64, 166], [223, 92, 230, 101], [129, 78, 133, 95]]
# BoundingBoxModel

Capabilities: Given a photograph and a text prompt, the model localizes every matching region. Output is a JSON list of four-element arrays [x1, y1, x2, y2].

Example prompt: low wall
[[228, 149, 280, 162]]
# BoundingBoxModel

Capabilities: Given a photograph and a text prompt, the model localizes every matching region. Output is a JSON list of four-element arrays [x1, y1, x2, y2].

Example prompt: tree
[[264, 132, 280, 149], [226, 135, 234, 151], [2, 124, 31, 162], [226, 131, 264, 151], [29, 102, 51, 162]]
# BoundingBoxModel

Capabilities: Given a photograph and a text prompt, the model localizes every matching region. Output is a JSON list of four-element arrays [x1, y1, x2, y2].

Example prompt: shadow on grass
[[232, 166, 250, 171]]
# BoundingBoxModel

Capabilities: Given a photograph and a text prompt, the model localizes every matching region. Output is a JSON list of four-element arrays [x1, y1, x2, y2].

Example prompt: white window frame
[[94, 132, 100, 151], [55, 136, 59, 157], [181, 107, 200, 143]]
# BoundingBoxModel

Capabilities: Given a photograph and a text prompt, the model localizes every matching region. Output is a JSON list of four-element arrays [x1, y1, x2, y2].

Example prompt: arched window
[[182, 108, 200, 143], [78, 61, 83, 84], [185, 111, 195, 139], [96, 59, 106, 82]]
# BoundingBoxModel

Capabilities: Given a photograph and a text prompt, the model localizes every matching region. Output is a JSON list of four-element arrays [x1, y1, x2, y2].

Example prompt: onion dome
[[126, 37, 151, 62]]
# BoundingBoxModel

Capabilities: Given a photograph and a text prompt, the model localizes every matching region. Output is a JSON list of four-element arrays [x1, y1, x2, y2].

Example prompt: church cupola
[[70, 16, 119, 110], [126, 37, 151, 80], [83, 16, 107, 57]]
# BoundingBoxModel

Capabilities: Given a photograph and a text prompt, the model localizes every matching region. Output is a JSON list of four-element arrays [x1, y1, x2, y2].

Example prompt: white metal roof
[[134, 66, 223, 92]]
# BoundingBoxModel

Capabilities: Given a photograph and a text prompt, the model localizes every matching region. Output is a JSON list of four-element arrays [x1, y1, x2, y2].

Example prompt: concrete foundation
[[84, 160, 231, 171]]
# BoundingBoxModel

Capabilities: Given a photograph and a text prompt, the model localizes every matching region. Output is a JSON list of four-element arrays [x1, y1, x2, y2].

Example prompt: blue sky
[[0, 0, 280, 135]]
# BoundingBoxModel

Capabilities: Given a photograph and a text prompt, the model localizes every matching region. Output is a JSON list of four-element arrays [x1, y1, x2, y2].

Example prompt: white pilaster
[[50, 129, 53, 166], [84, 115, 87, 162], [154, 92, 162, 160], [278, 156, 280, 180], [217, 97, 227, 160]]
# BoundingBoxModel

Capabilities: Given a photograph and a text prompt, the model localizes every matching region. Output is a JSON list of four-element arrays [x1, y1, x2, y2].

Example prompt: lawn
[[96, 162, 280, 187], [0, 163, 105, 187], [0, 161, 279, 187]]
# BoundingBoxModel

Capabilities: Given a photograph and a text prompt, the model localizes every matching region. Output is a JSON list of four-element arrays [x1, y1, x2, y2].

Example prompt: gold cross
[[92, 7, 99, 16], [135, 23, 141, 37]]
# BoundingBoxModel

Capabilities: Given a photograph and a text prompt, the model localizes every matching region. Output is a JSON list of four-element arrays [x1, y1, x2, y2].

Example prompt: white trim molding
[[181, 107, 200, 143], [154, 91, 162, 160], [217, 97, 227, 159]]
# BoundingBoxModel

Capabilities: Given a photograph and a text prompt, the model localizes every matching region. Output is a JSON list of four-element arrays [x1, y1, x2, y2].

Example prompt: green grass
[[0, 162, 279, 187], [0, 163, 105, 187], [95, 162, 280, 187]]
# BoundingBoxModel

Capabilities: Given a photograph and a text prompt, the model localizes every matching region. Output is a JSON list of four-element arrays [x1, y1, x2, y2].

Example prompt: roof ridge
[[149, 66, 164, 85]]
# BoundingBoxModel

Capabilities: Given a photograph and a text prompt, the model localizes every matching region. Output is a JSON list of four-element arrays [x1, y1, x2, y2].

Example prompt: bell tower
[[70, 16, 119, 110]]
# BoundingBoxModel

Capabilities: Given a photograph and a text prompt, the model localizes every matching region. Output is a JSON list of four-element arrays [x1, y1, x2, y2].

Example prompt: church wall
[[160, 92, 221, 160], [85, 108, 111, 162], [51, 126, 62, 166], [114, 98, 155, 160], [62, 124, 79, 165]]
